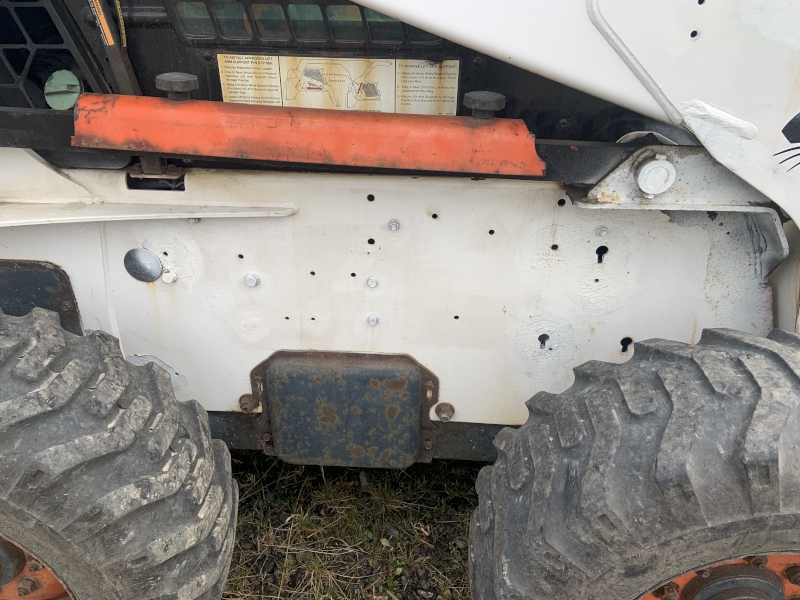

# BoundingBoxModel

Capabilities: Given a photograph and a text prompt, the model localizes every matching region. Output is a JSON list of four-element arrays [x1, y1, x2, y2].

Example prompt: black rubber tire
[[470, 328, 800, 600], [0, 308, 237, 600]]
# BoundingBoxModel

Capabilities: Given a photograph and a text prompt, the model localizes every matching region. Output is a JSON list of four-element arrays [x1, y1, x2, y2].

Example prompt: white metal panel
[[0, 164, 777, 426]]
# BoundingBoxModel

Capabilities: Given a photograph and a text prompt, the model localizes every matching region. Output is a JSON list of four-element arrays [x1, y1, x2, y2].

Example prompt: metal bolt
[[463, 91, 506, 119], [367, 276, 379, 288], [653, 583, 679, 600], [188, 217, 201, 224], [161, 270, 177, 284], [700, 569, 711, 579], [60, 301, 72, 312], [27, 562, 41, 574], [239, 394, 259, 413], [367, 314, 379, 326], [435, 402, 455, 422], [261, 432, 272, 443], [747, 555, 768, 569], [786, 565, 800, 585], [596, 226, 609, 237], [423, 439, 432, 450], [389, 219, 401, 231], [244, 273, 260, 287], [17, 578, 36, 597]]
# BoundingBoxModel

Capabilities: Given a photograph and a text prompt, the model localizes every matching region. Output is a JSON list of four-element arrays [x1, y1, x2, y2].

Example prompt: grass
[[224, 451, 486, 600]]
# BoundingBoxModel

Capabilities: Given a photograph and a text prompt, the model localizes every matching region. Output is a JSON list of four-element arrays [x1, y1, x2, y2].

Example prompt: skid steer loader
[[1, 0, 800, 599]]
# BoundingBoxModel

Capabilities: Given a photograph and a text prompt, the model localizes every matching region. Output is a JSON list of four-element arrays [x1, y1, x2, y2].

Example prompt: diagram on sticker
[[279, 57, 395, 112]]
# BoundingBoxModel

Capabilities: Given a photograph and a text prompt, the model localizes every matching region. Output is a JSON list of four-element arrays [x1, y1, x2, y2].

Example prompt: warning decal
[[217, 54, 459, 116]]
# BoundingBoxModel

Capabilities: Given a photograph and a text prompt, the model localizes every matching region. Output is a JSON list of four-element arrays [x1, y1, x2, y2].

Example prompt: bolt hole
[[238, 254, 244, 259], [690, 30, 699, 38], [538, 333, 549, 349], [454, 315, 459, 320], [310, 271, 316, 275], [367, 194, 375, 201], [285, 317, 289, 320], [621, 337, 633, 353], [368, 238, 375, 245], [594, 278, 599, 283], [432, 214, 438, 219], [698, 0, 705, 3], [162, 251, 168, 256], [489, 229, 495, 235], [551, 244, 559, 251], [596, 245, 609, 263], [351, 272, 356, 277], [311, 317, 316, 321], [558, 199, 566, 206]]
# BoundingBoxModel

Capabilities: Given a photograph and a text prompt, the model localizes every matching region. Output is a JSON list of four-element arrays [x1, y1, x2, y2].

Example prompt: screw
[[367, 276, 379, 288], [60, 301, 72, 312], [367, 314, 379, 326], [423, 439, 432, 450], [17, 578, 36, 597], [747, 555, 768, 569], [596, 226, 609, 237], [389, 219, 401, 231], [435, 402, 455, 422], [188, 217, 200, 224], [786, 566, 800, 585], [239, 394, 259, 413], [161, 270, 177, 284], [244, 273, 260, 287]]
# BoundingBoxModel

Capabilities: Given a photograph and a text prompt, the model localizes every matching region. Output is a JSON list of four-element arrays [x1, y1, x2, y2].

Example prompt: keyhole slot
[[620, 337, 633, 353], [538, 334, 550, 349], [596, 246, 609, 263]]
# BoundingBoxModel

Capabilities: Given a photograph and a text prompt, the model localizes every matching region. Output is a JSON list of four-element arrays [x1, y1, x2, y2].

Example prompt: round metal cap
[[44, 70, 83, 110], [155, 72, 199, 93], [124, 248, 163, 282], [463, 91, 506, 112], [367, 314, 379, 326], [636, 156, 677, 195]]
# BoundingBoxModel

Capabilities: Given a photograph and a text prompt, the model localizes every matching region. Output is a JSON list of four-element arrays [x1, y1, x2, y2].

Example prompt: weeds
[[225, 451, 484, 600]]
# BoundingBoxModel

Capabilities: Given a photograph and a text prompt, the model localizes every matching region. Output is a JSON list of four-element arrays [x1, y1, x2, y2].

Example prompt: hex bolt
[[244, 273, 260, 287], [786, 565, 800, 585], [699, 569, 712, 579], [367, 276, 379, 288], [389, 219, 401, 231], [435, 402, 455, 422], [188, 217, 201, 224], [747, 555, 768, 569], [463, 91, 506, 119], [161, 270, 177, 284], [367, 314, 379, 326], [60, 301, 72, 312], [653, 583, 679, 600], [155, 72, 199, 101], [596, 226, 609, 237], [261, 432, 272, 444], [423, 439, 433, 450], [17, 578, 36, 597], [27, 561, 42, 573], [239, 394, 259, 413]]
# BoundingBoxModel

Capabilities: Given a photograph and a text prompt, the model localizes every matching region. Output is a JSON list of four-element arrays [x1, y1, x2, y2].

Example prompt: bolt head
[[596, 226, 609, 237], [463, 91, 506, 111], [239, 394, 259, 413], [389, 219, 401, 231], [17, 578, 36, 597], [367, 276, 379, 288], [435, 402, 455, 422], [161, 270, 177, 284], [188, 217, 200, 224], [244, 273, 260, 287], [155, 72, 199, 93], [367, 314, 379, 326], [636, 156, 677, 196]]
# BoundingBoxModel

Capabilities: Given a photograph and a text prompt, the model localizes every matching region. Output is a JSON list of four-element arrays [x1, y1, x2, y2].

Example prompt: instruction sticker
[[217, 54, 459, 116]]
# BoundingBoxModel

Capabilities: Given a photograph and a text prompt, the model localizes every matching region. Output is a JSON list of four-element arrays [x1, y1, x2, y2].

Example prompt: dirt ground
[[223, 451, 486, 600]]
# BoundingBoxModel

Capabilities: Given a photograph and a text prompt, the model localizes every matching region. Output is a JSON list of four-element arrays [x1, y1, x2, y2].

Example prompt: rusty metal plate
[[255, 351, 437, 468]]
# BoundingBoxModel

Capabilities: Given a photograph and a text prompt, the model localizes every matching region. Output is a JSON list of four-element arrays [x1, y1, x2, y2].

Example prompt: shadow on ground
[[225, 451, 486, 599]]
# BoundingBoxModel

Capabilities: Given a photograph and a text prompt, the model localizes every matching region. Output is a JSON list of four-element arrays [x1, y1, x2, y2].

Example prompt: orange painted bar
[[72, 94, 545, 177]]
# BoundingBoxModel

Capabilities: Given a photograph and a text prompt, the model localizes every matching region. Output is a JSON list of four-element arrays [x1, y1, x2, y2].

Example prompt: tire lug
[[654, 582, 679, 600], [747, 555, 768, 569], [16, 577, 36, 597], [786, 565, 800, 585]]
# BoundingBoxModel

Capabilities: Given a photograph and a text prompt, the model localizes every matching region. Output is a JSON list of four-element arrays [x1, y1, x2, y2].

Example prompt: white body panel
[[0, 150, 779, 425]]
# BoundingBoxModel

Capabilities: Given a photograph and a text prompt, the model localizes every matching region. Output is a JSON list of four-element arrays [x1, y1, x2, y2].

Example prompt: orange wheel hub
[[0, 535, 70, 600], [643, 554, 800, 600]]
